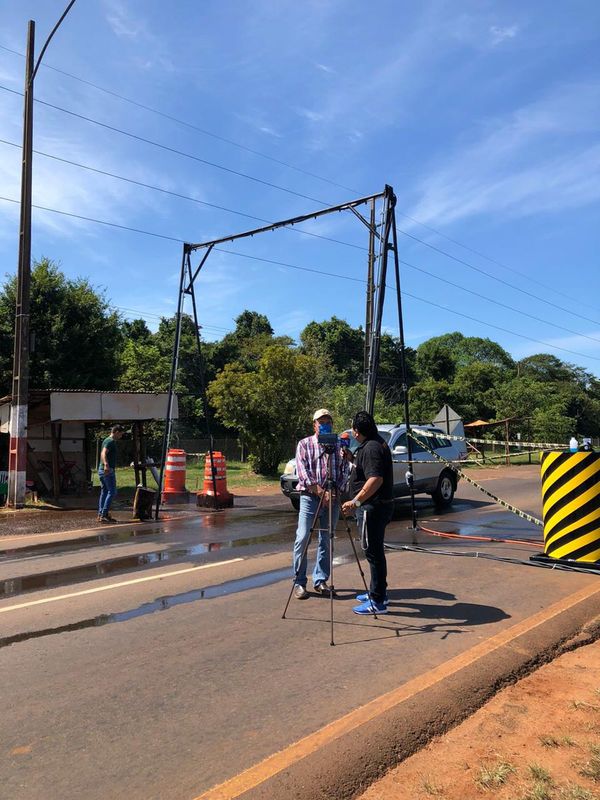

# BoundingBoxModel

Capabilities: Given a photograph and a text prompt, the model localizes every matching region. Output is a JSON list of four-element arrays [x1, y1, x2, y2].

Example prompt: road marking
[[0, 558, 243, 614], [193, 581, 600, 800]]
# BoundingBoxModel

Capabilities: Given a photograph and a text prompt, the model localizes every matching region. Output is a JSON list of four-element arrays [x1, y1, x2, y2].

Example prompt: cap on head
[[313, 408, 332, 421]]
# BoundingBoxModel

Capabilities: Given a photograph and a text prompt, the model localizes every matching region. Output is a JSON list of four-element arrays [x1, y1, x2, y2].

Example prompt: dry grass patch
[[475, 760, 516, 790]]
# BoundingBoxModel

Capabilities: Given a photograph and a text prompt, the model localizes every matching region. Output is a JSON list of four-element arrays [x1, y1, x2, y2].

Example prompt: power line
[[0, 42, 358, 195], [3, 82, 597, 332], [3, 133, 599, 342], [1, 194, 598, 362], [398, 257, 600, 346], [397, 227, 600, 328], [0, 138, 365, 253], [1, 46, 597, 315], [0, 84, 332, 207]]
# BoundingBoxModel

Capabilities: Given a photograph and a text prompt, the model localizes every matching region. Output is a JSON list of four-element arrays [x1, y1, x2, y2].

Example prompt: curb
[[195, 582, 600, 800]]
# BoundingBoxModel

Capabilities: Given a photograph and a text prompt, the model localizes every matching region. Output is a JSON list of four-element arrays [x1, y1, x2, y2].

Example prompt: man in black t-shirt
[[341, 411, 394, 614]]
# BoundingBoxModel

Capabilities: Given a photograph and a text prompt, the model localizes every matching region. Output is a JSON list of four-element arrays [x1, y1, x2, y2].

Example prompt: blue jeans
[[98, 470, 117, 516], [293, 493, 339, 588]]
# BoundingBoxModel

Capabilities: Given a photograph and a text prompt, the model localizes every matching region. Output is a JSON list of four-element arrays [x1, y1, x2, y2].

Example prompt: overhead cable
[[0, 55, 598, 316], [1, 193, 598, 362]]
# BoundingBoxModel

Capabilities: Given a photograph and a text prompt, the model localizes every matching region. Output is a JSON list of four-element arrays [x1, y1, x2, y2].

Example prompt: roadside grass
[[475, 760, 516, 790], [557, 784, 595, 799], [421, 776, 444, 795], [577, 743, 600, 782], [94, 461, 284, 495], [528, 764, 553, 784], [558, 783, 594, 800]]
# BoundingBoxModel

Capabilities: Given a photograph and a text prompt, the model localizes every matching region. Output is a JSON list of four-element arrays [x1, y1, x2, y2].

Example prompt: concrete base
[[196, 491, 234, 509], [161, 490, 190, 505]]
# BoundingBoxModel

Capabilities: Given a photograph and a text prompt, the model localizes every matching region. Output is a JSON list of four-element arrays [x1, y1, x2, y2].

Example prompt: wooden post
[[50, 422, 61, 498], [505, 419, 510, 466], [132, 421, 141, 487], [139, 421, 147, 488]]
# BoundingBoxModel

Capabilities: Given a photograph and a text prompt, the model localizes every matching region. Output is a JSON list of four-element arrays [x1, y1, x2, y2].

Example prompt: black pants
[[358, 502, 394, 604]]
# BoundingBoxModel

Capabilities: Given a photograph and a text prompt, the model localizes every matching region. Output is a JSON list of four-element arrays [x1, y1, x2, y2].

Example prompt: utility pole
[[363, 198, 375, 384], [8, 21, 35, 508], [8, 2, 78, 508]]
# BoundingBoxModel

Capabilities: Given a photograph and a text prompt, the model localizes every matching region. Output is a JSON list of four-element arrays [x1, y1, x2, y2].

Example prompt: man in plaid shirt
[[293, 408, 350, 599]]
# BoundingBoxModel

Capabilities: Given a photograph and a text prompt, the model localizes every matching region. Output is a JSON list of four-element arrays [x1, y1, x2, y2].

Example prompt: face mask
[[318, 422, 333, 435]]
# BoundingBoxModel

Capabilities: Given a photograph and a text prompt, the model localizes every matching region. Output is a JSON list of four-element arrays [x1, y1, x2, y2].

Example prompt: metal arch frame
[[154, 185, 416, 524]]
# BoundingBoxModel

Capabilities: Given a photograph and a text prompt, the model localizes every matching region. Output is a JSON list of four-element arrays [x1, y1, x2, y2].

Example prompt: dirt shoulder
[[359, 636, 600, 800]]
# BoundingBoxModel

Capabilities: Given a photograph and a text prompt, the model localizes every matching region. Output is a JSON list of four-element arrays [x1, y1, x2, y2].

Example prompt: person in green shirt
[[98, 424, 125, 523]]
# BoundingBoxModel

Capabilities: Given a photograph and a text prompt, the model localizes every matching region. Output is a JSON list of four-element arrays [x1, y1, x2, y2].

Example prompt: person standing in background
[[98, 424, 125, 523]]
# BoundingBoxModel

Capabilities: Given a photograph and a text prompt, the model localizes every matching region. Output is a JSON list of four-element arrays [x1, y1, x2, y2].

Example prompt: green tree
[[300, 317, 364, 383], [207, 345, 321, 473], [408, 378, 453, 423], [0, 257, 122, 394], [417, 332, 514, 377]]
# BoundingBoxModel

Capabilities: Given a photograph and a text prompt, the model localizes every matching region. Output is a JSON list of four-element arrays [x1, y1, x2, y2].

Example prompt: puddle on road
[[0, 531, 294, 599], [0, 529, 161, 560], [0, 554, 355, 649]]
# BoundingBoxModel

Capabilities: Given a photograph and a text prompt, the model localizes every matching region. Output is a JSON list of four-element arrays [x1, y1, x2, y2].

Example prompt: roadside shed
[[0, 390, 178, 499]]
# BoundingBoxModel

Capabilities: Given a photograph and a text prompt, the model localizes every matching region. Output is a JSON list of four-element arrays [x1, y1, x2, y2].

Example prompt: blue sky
[[1, 1, 599, 374]]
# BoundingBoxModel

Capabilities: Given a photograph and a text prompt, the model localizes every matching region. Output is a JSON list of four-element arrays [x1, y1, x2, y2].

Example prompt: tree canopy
[[2, 260, 598, 473], [0, 258, 122, 395]]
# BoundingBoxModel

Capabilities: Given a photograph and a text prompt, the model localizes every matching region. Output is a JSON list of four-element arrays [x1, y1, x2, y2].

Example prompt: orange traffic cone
[[161, 448, 190, 504], [197, 451, 234, 509]]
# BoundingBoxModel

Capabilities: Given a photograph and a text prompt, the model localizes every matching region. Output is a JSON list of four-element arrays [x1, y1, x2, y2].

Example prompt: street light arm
[[31, 0, 78, 83]]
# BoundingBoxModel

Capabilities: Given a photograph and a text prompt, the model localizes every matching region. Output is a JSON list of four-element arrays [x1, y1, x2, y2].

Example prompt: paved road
[[1, 468, 598, 800]]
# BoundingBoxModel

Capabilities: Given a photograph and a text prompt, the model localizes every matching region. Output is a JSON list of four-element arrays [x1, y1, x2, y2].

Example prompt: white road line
[[0, 558, 244, 614]]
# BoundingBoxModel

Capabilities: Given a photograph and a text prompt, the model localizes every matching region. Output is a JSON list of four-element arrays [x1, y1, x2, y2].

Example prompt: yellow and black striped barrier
[[534, 451, 600, 567]]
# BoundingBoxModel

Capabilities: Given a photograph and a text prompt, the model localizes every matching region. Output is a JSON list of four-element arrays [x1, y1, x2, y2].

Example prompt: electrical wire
[[2, 82, 598, 329], [0, 137, 364, 252], [1, 193, 598, 362], [416, 523, 543, 547], [1, 52, 599, 320], [2, 135, 599, 348], [3, 39, 599, 318], [385, 543, 600, 575], [0, 84, 330, 207], [0, 42, 357, 194], [399, 256, 600, 347]]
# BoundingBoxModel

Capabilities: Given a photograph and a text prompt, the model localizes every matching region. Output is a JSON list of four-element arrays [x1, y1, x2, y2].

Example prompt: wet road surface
[[2, 469, 596, 800]]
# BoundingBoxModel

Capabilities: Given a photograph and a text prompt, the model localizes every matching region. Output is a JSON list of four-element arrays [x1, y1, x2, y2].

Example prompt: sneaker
[[294, 585, 309, 600], [352, 600, 388, 615], [355, 592, 389, 605], [313, 581, 336, 596], [100, 515, 118, 524]]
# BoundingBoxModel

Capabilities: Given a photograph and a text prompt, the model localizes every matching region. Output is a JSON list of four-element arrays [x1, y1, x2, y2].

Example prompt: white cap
[[313, 408, 332, 421]]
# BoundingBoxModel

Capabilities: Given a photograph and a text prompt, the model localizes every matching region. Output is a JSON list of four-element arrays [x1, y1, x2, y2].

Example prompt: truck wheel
[[291, 497, 300, 511], [433, 471, 455, 507]]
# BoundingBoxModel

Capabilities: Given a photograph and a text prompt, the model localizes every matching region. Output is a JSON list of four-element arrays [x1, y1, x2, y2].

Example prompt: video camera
[[317, 424, 351, 451]]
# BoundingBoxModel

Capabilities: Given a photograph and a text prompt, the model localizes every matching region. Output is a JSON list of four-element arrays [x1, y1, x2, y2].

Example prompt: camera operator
[[292, 409, 349, 600], [341, 411, 394, 615]]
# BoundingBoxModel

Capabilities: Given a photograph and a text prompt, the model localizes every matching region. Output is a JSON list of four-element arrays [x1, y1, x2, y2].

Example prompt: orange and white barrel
[[161, 448, 189, 504], [197, 451, 234, 509]]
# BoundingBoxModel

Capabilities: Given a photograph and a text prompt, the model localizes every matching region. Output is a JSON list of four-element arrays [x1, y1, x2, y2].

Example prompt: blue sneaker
[[356, 592, 389, 605], [352, 600, 388, 615]]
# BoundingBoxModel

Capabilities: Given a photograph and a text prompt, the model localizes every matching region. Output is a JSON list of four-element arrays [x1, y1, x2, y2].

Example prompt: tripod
[[282, 447, 377, 645]]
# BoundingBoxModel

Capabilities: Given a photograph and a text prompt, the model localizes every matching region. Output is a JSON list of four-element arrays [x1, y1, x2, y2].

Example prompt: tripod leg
[[282, 492, 325, 619], [329, 489, 335, 646]]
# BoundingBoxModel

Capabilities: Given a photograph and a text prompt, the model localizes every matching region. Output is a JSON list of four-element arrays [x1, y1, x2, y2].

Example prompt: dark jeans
[[357, 502, 394, 604]]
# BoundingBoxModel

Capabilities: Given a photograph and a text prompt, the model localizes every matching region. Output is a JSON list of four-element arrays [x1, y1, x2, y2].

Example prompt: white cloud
[[315, 63, 335, 74], [406, 81, 600, 227], [489, 25, 519, 46]]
